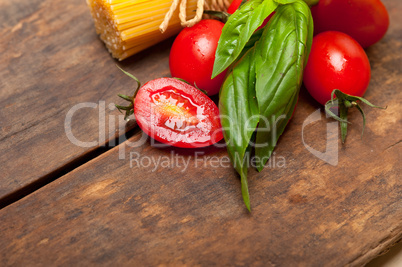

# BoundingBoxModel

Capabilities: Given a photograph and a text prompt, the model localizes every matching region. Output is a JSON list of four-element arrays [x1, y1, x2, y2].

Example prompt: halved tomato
[[134, 78, 223, 148]]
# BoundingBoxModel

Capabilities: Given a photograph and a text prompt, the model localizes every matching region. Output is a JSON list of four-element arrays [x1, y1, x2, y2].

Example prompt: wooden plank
[[0, 0, 401, 261], [0, 106, 400, 266], [1, 0, 401, 265], [0, 0, 173, 202]]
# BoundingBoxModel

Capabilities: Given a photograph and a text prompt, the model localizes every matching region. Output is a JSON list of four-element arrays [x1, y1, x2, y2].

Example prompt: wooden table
[[1, 0, 401, 265]]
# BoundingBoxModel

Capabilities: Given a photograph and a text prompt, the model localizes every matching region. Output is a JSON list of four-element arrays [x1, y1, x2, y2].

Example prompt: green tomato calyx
[[115, 66, 141, 121], [324, 89, 386, 144]]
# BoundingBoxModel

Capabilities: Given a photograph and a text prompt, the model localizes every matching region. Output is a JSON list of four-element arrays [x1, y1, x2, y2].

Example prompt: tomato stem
[[115, 66, 141, 121], [339, 103, 348, 143], [324, 89, 386, 143]]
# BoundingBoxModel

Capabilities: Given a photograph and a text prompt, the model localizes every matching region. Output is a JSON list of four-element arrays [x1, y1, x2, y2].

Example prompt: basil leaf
[[275, 0, 319, 6], [274, 0, 298, 4], [212, 0, 278, 78], [237, 28, 264, 61], [254, 0, 313, 171], [219, 48, 259, 211]]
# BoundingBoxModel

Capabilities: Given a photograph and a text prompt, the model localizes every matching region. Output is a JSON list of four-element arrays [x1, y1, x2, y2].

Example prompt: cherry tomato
[[227, 0, 243, 14], [169, 20, 226, 96], [134, 78, 223, 148], [303, 31, 371, 105], [311, 0, 389, 48]]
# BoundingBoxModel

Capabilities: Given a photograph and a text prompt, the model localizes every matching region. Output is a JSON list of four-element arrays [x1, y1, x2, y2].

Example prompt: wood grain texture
[[0, 0, 401, 266], [1, 0, 401, 262], [0, 0, 174, 201], [0, 100, 400, 266]]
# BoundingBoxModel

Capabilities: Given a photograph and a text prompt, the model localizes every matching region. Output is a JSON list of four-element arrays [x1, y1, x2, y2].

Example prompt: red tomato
[[303, 31, 371, 105], [227, 0, 243, 14], [169, 20, 226, 96], [134, 78, 223, 148], [311, 0, 389, 48]]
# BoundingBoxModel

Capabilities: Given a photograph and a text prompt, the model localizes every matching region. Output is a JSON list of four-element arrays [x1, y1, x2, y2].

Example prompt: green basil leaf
[[274, 0, 299, 4], [212, 0, 278, 78], [275, 0, 319, 6], [237, 28, 264, 61], [219, 48, 259, 211], [254, 0, 313, 171]]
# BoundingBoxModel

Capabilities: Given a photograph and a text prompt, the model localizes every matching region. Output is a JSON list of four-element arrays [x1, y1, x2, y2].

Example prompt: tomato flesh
[[151, 89, 201, 132], [134, 78, 223, 148], [303, 31, 371, 105]]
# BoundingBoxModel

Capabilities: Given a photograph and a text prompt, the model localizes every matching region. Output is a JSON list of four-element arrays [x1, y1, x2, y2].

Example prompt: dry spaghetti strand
[[87, 0, 231, 60]]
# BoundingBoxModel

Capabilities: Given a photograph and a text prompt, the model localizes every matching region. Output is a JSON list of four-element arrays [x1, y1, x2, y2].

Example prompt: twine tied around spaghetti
[[159, 0, 231, 33]]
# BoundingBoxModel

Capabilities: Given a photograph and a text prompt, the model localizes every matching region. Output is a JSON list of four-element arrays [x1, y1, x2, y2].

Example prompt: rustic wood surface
[[1, 89, 401, 266], [0, 0, 174, 203], [1, 0, 401, 266]]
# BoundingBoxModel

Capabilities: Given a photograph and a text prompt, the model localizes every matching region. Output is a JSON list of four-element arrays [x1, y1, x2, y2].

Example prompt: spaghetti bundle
[[87, 0, 230, 60]]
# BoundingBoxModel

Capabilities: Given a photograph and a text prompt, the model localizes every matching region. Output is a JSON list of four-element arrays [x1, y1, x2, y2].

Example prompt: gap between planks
[[0, 123, 141, 210]]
